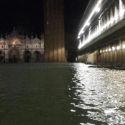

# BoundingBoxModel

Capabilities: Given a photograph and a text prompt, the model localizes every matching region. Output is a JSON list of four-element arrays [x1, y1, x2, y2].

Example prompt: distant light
[[13, 41, 16, 46], [85, 22, 90, 26], [122, 43, 125, 49], [117, 45, 121, 50], [112, 47, 115, 51], [78, 30, 84, 37], [95, 7, 101, 13], [78, 0, 102, 37], [78, 0, 125, 50], [77, 36, 80, 39], [108, 48, 111, 52], [114, 7, 119, 22], [106, 49, 108, 52], [119, 0, 125, 18]]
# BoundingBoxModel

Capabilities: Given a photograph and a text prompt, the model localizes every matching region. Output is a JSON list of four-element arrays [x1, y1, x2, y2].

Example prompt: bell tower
[[44, 0, 66, 62]]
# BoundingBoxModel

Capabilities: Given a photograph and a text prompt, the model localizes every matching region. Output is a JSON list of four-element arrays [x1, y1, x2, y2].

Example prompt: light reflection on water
[[69, 63, 125, 125], [0, 63, 125, 125]]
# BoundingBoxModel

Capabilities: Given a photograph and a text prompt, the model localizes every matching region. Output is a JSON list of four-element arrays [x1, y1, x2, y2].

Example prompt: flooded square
[[0, 63, 125, 125]]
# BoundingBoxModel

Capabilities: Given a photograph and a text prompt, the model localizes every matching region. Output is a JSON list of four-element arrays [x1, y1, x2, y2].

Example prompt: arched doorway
[[0, 51, 5, 63], [8, 47, 20, 63], [34, 51, 41, 62], [24, 50, 32, 63]]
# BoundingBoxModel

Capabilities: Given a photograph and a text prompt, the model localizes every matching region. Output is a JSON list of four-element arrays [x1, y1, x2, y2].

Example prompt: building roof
[[78, 0, 109, 33]]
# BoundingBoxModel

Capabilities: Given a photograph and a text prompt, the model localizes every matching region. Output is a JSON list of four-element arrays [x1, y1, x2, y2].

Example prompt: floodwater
[[0, 63, 125, 125]]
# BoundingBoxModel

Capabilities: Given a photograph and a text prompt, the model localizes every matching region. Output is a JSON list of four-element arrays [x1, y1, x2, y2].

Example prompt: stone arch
[[8, 47, 20, 63], [24, 50, 32, 63], [34, 51, 42, 62], [0, 51, 5, 63]]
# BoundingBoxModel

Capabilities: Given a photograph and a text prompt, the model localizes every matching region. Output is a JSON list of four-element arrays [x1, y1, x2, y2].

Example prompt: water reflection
[[69, 63, 125, 125], [0, 63, 125, 125]]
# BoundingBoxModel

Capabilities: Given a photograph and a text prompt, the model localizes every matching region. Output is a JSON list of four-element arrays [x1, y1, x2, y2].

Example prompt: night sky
[[64, 0, 89, 61], [0, 0, 43, 35], [0, 0, 88, 36], [64, 0, 89, 33]]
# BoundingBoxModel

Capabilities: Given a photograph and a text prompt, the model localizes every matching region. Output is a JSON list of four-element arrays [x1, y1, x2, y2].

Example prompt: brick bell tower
[[43, 0, 66, 62]]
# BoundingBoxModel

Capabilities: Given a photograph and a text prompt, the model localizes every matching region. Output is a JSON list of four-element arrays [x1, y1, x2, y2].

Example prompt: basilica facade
[[0, 31, 44, 63]]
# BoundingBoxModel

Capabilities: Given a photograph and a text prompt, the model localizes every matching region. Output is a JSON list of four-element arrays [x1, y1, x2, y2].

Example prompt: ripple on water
[[0, 64, 125, 125], [69, 64, 125, 125]]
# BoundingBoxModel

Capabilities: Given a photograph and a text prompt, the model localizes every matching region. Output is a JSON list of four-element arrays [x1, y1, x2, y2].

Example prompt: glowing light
[[13, 41, 16, 46], [85, 22, 90, 26], [122, 43, 125, 49], [112, 47, 115, 51], [78, 0, 103, 36], [106, 49, 108, 52], [108, 48, 111, 52], [119, 0, 125, 18], [117, 45, 121, 50], [77, 36, 80, 39], [95, 7, 101, 13], [114, 7, 119, 22], [78, 0, 125, 50]]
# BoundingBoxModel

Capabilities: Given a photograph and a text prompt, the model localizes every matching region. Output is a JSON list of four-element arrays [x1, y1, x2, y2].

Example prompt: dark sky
[[0, 0, 43, 35], [0, 0, 88, 36], [64, 0, 89, 34]]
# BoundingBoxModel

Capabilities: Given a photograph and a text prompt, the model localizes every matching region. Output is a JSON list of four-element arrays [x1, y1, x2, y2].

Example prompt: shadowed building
[[44, 0, 66, 62], [0, 30, 44, 63]]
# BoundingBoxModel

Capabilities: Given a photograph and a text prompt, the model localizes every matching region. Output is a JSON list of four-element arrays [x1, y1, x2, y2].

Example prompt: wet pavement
[[0, 63, 125, 125]]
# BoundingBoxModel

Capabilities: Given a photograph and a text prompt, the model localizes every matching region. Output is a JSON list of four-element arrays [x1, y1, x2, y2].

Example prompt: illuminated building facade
[[44, 0, 66, 62], [77, 0, 125, 67], [0, 30, 44, 63]]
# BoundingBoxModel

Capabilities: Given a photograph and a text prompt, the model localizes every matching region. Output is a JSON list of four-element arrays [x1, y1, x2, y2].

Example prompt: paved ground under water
[[0, 63, 125, 125]]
